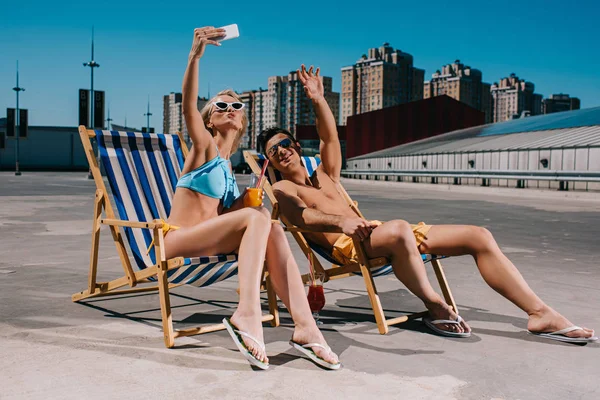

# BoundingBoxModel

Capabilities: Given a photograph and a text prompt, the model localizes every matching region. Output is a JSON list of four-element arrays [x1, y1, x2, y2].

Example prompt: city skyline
[[1, 0, 599, 129]]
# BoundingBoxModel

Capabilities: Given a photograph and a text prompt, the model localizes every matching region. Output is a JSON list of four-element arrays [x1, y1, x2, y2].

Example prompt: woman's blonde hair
[[200, 89, 248, 154]]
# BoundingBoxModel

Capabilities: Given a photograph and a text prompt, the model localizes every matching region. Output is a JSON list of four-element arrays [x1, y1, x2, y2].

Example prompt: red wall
[[345, 95, 485, 159], [296, 125, 346, 141]]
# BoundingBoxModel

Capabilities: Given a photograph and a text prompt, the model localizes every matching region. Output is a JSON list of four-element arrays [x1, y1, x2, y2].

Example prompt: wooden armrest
[[101, 219, 162, 229], [167, 257, 186, 269]]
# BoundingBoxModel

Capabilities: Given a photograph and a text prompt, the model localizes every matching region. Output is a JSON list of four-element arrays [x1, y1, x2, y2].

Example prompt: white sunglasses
[[212, 101, 245, 111]]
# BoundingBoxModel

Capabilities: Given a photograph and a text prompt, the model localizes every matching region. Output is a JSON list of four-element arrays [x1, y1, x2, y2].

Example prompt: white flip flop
[[222, 318, 269, 370], [423, 315, 471, 338], [528, 326, 598, 344], [289, 340, 341, 370]]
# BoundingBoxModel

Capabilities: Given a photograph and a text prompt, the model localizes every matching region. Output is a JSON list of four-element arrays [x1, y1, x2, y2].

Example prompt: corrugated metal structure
[[345, 107, 600, 191]]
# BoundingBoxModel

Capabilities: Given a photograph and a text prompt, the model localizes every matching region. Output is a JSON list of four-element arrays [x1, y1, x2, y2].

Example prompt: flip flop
[[423, 315, 471, 338], [528, 326, 598, 344], [289, 340, 341, 370], [222, 318, 269, 370]]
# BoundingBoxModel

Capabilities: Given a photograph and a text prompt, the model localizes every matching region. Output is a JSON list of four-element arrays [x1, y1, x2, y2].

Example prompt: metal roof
[[350, 107, 600, 160], [479, 106, 600, 136]]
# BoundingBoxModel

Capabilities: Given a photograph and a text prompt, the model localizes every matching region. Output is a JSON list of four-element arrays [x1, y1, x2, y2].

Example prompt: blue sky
[[1, 0, 598, 129]]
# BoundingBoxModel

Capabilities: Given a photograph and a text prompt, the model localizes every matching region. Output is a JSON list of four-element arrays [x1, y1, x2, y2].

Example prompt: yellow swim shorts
[[331, 221, 432, 265]]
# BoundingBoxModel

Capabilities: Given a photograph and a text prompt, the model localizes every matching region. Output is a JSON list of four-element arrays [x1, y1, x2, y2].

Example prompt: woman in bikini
[[163, 26, 340, 370]]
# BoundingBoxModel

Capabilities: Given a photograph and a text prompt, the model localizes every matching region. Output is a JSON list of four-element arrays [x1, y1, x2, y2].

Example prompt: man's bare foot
[[292, 323, 339, 365], [230, 311, 268, 364], [527, 306, 595, 339], [425, 300, 471, 334]]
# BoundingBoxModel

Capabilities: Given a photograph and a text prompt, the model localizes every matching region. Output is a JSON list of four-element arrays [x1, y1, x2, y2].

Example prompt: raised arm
[[182, 27, 224, 149], [298, 64, 342, 182], [273, 181, 376, 241]]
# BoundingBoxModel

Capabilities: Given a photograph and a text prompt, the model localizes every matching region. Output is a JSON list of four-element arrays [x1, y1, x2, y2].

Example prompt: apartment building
[[340, 43, 424, 124], [491, 74, 542, 122], [424, 60, 492, 123]]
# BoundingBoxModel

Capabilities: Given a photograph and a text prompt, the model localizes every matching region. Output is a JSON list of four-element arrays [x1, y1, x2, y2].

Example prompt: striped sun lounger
[[73, 127, 277, 348]]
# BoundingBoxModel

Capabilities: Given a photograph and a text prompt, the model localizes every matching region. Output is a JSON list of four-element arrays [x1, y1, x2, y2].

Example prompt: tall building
[[238, 91, 252, 149], [543, 94, 581, 114], [491, 74, 542, 123], [239, 88, 267, 149], [340, 43, 424, 124], [424, 60, 492, 123], [163, 92, 182, 135], [265, 76, 288, 133], [163, 93, 208, 141], [263, 72, 339, 136], [251, 89, 269, 146]]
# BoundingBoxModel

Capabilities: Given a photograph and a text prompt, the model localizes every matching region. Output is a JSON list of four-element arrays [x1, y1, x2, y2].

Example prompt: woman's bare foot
[[230, 311, 269, 364], [527, 306, 595, 339], [292, 323, 339, 365], [425, 300, 471, 334]]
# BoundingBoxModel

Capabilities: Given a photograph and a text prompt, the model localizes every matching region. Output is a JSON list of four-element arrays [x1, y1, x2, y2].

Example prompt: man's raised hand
[[297, 64, 324, 101]]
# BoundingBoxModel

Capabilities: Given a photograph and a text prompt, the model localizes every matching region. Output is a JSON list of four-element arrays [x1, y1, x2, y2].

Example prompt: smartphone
[[216, 24, 239, 42]]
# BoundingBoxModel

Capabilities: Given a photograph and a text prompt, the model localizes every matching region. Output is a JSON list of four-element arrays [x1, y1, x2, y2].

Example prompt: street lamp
[[83, 27, 100, 129], [83, 27, 100, 179], [144, 96, 152, 133], [105, 105, 112, 130], [13, 61, 25, 176]]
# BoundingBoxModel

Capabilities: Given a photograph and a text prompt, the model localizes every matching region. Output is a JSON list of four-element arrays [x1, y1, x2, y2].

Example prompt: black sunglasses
[[267, 137, 294, 158], [212, 101, 245, 111]]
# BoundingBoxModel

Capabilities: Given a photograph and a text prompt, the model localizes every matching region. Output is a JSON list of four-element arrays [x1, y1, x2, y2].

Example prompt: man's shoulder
[[315, 163, 340, 184], [272, 179, 297, 195], [314, 165, 339, 185]]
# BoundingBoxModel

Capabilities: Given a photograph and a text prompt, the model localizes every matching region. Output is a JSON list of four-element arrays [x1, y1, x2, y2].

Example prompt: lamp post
[[83, 27, 100, 179], [13, 61, 25, 176], [83, 27, 100, 129], [144, 96, 152, 133], [105, 106, 112, 130]]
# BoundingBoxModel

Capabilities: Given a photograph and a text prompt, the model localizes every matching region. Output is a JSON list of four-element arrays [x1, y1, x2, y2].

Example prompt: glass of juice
[[244, 173, 263, 207]]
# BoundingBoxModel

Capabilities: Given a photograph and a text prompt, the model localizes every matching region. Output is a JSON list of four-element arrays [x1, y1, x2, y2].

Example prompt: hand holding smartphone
[[216, 24, 239, 42]]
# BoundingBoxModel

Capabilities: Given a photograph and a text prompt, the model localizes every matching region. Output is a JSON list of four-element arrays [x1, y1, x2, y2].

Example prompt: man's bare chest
[[296, 174, 345, 213]]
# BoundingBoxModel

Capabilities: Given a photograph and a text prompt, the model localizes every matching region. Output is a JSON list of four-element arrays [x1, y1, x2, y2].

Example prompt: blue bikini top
[[176, 147, 239, 208]]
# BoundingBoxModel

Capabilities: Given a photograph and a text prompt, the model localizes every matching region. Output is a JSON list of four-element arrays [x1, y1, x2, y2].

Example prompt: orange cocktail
[[243, 188, 263, 207]]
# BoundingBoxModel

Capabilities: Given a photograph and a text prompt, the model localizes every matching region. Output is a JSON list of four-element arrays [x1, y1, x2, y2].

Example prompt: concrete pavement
[[1, 172, 599, 400]]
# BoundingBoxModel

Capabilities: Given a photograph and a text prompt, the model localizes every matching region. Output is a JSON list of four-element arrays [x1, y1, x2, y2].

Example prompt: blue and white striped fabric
[[96, 129, 238, 287], [256, 153, 319, 181]]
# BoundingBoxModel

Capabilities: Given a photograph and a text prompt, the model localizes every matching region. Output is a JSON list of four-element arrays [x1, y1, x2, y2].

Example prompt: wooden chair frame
[[244, 150, 457, 334], [72, 126, 279, 348]]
